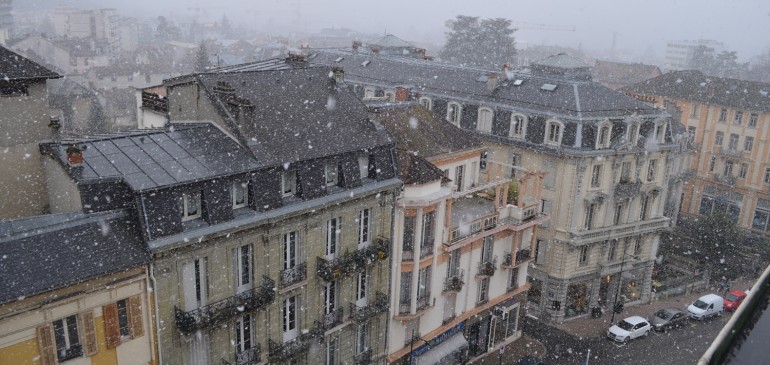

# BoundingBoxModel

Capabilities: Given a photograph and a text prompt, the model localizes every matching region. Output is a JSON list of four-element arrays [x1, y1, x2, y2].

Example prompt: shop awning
[[415, 332, 468, 365]]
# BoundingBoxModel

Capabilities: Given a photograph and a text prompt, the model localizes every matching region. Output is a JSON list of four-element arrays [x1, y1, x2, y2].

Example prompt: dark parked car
[[650, 307, 688, 332]]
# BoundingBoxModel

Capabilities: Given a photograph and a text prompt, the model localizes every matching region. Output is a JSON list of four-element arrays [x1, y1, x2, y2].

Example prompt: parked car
[[723, 290, 747, 312], [519, 356, 547, 365], [687, 293, 724, 320], [650, 307, 688, 332], [607, 315, 651, 343]]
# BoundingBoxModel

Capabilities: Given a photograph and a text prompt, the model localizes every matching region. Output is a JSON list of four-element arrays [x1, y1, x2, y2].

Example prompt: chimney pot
[[486, 72, 498, 93], [66, 144, 85, 166], [395, 86, 409, 102]]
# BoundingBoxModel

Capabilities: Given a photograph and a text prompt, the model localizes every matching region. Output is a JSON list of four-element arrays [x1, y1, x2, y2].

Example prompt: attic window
[[476, 75, 488, 82], [513, 79, 524, 86], [361, 60, 371, 67], [335, 57, 344, 63], [541, 84, 557, 92]]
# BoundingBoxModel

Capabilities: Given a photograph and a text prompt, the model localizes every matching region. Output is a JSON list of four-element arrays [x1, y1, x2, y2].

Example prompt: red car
[[723, 290, 747, 312]]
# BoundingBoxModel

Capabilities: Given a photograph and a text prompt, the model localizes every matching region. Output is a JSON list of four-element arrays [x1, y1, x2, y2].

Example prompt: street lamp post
[[610, 242, 637, 324]]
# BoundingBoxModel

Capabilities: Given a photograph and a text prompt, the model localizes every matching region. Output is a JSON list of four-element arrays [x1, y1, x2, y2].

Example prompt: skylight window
[[699, 82, 707, 87], [541, 83, 557, 91], [361, 60, 371, 67], [335, 57, 344, 63], [513, 79, 524, 86]]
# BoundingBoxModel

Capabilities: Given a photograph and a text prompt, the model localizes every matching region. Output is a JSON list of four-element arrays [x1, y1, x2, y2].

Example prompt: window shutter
[[129, 295, 144, 338], [36, 325, 56, 365], [103, 303, 120, 348], [81, 311, 99, 356]]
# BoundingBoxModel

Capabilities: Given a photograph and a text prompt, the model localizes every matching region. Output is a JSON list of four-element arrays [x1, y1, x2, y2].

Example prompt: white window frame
[[356, 270, 368, 307], [734, 111, 743, 125], [358, 208, 371, 246], [447, 102, 462, 126], [455, 164, 465, 191], [417, 265, 431, 301], [356, 324, 368, 355], [234, 244, 252, 293], [326, 217, 340, 258], [232, 181, 248, 209], [647, 159, 657, 182], [544, 119, 564, 145], [419, 96, 432, 110], [749, 113, 758, 128], [183, 257, 208, 310], [283, 231, 298, 270], [325, 162, 338, 187], [181, 191, 202, 221], [509, 113, 527, 139], [358, 155, 369, 179], [282, 170, 297, 197], [324, 280, 338, 314], [715, 131, 724, 146], [739, 163, 748, 179], [477, 107, 493, 133], [627, 123, 639, 145], [745, 136, 754, 152], [578, 246, 589, 266], [596, 122, 612, 149], [282, 296, 298, 342], [235, 314, 253, 354], [53, 315, 81, 362]]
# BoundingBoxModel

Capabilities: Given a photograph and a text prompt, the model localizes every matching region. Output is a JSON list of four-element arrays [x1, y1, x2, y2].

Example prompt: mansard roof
[[395, 149, 447, 185], [181, 66, 394, 167], [0, 210, 149, 305], [41, 123, 260, 192], [622, 70, 770, 113], [0, 45, 60, 81], [369, 34, 414, 49]]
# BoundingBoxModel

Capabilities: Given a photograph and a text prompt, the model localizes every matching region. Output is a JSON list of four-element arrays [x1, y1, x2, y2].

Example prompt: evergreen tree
[[194, 42, 210, 73], [440, 15, 517, 69]]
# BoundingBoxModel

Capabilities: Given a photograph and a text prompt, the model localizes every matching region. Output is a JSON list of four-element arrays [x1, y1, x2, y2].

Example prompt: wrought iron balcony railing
[[614, 180, 642, 199], [419, 243, 434, 259], [316, 237, 390, 281], [516, 249, 531, 264], [349, 291, 389, 323], [354, 348, 373, 365], [449, 212, 498, 244], [320, 308, 344, 331], [416, 295, 431, 311], [175, 276, 275, 334], [268, 322, 323, 363], [229, 344, 260, 365], [477, 256, 498, 276], [443, 270, 465, 292], [280, 262, 307, 288]]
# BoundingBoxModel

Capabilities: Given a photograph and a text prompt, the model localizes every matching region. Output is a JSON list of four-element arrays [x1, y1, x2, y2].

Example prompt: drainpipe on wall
[[150, 264, 163, 365]]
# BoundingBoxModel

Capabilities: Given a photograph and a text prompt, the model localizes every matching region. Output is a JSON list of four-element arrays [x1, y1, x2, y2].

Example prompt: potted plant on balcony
[[507, 181, 518, 205]]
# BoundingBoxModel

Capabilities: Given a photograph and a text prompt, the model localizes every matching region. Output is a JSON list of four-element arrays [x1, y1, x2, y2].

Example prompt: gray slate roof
[[42, 123, 260, 191], [308, 50, 659, 119], [0, 210, 149, 305], [533, 53, 590, 69], [0, 45, 60, 80], [395, 149, 447, 185], [369, 34, 414, 49], [192, 67, 394, 167], [622, 70, 770, 113]]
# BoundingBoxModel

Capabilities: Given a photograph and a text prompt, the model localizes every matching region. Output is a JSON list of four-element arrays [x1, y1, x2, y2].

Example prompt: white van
[[687, 294, 724, 320]]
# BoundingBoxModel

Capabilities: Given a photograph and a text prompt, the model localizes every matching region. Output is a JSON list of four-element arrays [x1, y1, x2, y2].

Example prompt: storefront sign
[[411, 321, 466, 358]]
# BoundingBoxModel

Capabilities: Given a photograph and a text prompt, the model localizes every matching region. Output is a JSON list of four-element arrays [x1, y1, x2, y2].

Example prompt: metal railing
[[321, 308, 344, 330], [233, 344, 261, 365], [316, 237, 390, 282], [349, 291, 389, 323], [443, 270, 465, 292], [568, 217, 669, 246], [280, 262, 307, 288], [516, 249, 531, 264], [477, 256, 498, 276], [175, 276, 276, 334], [416, 295, 431, 311], [419, 243, 434, 259], [267, 322, 323, 363], [354, 348, 373, 365], [449, 212, 498, 244]]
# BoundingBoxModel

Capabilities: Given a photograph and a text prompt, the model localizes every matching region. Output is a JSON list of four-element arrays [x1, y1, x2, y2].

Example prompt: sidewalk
[[556, 277, 756, 338], [470, 334, 547, 365]]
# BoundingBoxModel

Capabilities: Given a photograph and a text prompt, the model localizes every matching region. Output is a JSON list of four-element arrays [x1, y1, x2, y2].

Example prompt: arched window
[[596, 122, 612, 149], [477, 107, 493, 133], [544, 119, 564, 145], [447, 102, 462, 126], [364, 88, 375, 99], [384, 91, 395, 102], [509, 113, 527, 139], [419, 97, 432, 110]]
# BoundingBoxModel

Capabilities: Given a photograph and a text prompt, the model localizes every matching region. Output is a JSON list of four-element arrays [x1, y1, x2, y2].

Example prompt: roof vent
[[361, 60, 371, 67], [541, 83, 558, 91], [513, 79, 524, 86], [335, 57, 344, 63]]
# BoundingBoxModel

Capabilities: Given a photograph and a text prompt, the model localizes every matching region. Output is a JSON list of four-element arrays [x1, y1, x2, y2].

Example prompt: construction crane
[[511, 21, 576, 32]]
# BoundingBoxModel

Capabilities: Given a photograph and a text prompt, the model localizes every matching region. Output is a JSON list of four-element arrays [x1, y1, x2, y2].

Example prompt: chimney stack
[[332, 67, 344, 83], [66, 144, 85, 166], [486, 73, 498, 93], [395, 86, 409, 102], [352, 41, 362, 52]]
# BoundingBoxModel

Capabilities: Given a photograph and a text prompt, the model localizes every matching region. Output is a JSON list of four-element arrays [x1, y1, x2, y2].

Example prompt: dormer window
[[325, 162, 339, 186], [544, 119, 563, 145], [384, 91, 395, 102], [364, 88, 375, 99], [510, 113, 527, 139], [419, 96, 432, 110], [653, 122, 666, 143], [627, 123, 639, 145], [477, 107, 493, 133], [232, 181, 248, 209], [181, 191, 202, 221], [447, 102, 461, 126], [596, 123, 612, 149], [282, 170, 297, 197]]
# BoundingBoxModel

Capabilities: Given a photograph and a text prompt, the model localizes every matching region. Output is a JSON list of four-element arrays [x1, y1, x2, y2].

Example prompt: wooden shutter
[[81, 311, 98, 355], [128, 295, 144, 338], [103, 303, 120, 349], [36, 325, 56, 365]]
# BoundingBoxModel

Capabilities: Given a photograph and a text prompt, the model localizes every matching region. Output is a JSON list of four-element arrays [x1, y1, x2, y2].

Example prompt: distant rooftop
[[368, 34, 414, 49], [0, 44, 60, 81]]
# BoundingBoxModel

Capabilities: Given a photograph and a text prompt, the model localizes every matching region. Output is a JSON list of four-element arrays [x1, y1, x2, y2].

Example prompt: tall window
[[324, 281, 338, 314], [545, 120, 562, 144], [447, 102, 461, 125], [235, 314, 252, 354], [421, 211, 436, 256], [709, 157, 716, 172], [282, 170, 297, 197], [481, 235, 494, 262], [455, 165, 465, 191], [356, 324, 368, 354], [620, 161, 632, 182], [183, 258, 208, 310], [647, 159, 657, 182], [283, 296, 298, 341], [690, 103, 699, 117], [508, 267, 519, 290], [326, 218, 340, 258], [326, 337, 339, 365], [479, 151, 488, 170], [477, 108, 493, 133], [724, 160, 734, 177], [590, 165, 602, 188], [640, 195, 651, 220], [356, 270, 368, 305], [53, 315, 82, 362], [403, 216, 415, 260], [614, 203, 626, 225], [235, 244, 252, 293], [232, 181, 248, 209], [578, 246, 589, 266], [284, 231, 298, 270], [749, 113, 759, 128], [714, 131, 724, 146], [734, 111, 743, 125], [417, 266, 431, 308], [729, 134, 739, 150], [510, 153, 519, 178], [399, 272, 411, 310], [181, 191, 202, 221], [607, 240, 617, 261], [654, 123, 666, 143], [719, 108, 728, 122], [448, 250, 460, 276], [745, 136, 754, 152], [478, 277, 490, 303], [634, 237, 642, 256], [584, 204, 596, 230], [739, 163, 748, 179], [597, 125, 611, 149], [627, 124, 639, 144], [765, 168, 770, 184], [510, 114, 526, 138], [116, 299, 130, 338], [358, 208, 371, 246]]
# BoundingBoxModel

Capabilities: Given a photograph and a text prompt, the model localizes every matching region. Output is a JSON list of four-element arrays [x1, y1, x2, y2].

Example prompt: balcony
[[398, 301, 411, 315], [516, 249, 531, 264], [175, 277, 275, 334], [349, 291, 389, 323], [354, 348, 373, 365], [268, 323, 323, 363], [614, 180, 642, 200], [718, 147, 744, 158], [443, 270, 465, 292], [320, 308, 344, 331], [477, 256, 498, 277], [280, 262, 307, 288], [713, 173, 737, 186], [227, 344, 260, 365], [416, 295, 431, 311], [316, 237, 390, 282], [419, 243, 434, 259], [502, 250, 531, 269], [568, 216, 669, 246]]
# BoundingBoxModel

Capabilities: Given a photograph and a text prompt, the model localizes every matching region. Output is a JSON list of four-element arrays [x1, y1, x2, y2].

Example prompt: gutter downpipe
[[150, 264, 163, 365]]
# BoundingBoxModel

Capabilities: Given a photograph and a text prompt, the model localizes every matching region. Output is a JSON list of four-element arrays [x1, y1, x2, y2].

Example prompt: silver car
[[650, 308, 688, 332]]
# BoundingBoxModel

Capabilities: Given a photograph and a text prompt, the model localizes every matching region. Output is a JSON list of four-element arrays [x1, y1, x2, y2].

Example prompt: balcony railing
[[443, 270, 465, 292], [280, 262, 307, 288], [516, 249, 531, 264], [450, 213, 498, 243], [477, 256, 498, 276], [568, 217, 669, 246], [354, 348, 373, 365], [614, 180, 642, 199], [175, 277, 276, 334], [227, 344, 260, 365], [268, 322, 323, 363], [718, 147, 744, 158], [419, 243, 434, 259], [349, 291, 389, 323], [398, 301, 411, 315], [713, 173, 737, 186], [317, 237, 390, 282], [402, 249, 414, 261], [416, 295, 431, 311], [320, 308, 344, 331]]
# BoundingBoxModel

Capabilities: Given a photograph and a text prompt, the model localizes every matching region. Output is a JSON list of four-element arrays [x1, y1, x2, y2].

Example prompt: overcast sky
[[18, 0, 770, 61]]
